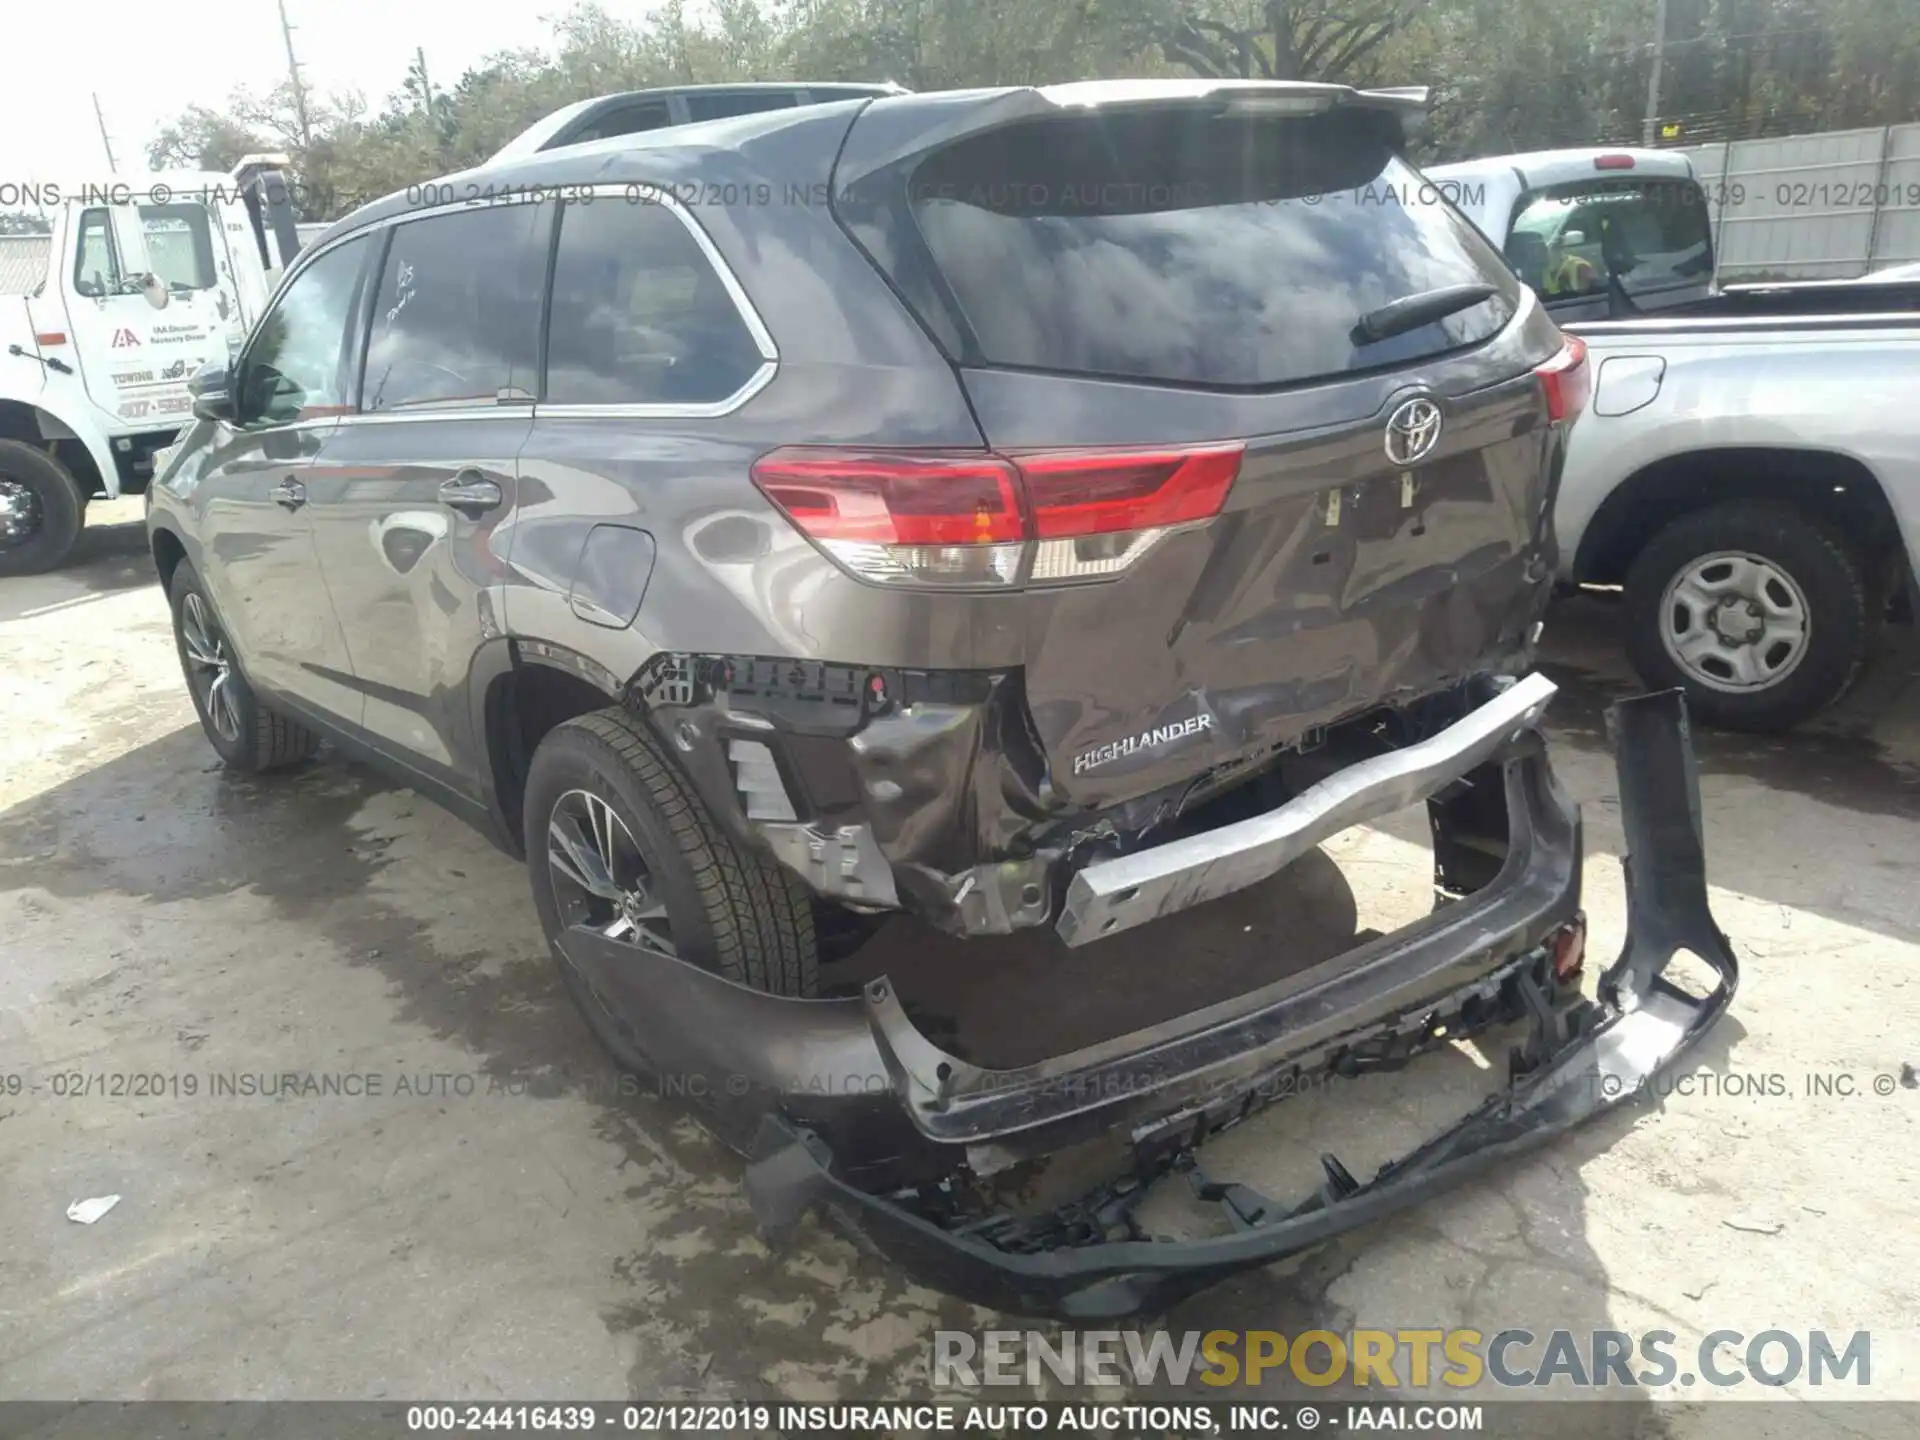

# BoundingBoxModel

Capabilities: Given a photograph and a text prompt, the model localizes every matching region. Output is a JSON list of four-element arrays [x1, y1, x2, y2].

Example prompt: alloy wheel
[[180, 592, 243, 742], [546, 788, 676, 957], [1659, 550, 1811, 693]]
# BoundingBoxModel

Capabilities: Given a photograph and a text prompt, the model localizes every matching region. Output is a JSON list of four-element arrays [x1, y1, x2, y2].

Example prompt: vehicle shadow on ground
[[0, 722, 1734, 1427]]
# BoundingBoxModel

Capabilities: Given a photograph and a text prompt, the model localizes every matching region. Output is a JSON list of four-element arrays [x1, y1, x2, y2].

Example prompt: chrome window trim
[[334, 407, 536, 428], [228, 414, 344, 437], [268, 181, 779, 424], [534, 360, 777, 420]]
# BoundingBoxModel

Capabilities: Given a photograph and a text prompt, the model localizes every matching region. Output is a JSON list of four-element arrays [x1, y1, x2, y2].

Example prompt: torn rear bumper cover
[[558, 683, 1736, 1319]]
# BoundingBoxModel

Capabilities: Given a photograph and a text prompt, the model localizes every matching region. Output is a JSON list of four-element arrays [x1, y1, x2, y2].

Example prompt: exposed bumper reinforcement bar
[[557, 686, 1734, 1318], [1057, 671, 1559, 945]]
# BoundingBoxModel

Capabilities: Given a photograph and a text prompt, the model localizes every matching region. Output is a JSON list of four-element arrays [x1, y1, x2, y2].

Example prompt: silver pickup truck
[[1431, 147, 1920, 729]]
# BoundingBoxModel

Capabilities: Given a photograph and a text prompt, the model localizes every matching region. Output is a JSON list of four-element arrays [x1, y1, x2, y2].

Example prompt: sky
[[0, 0, 570, 182]]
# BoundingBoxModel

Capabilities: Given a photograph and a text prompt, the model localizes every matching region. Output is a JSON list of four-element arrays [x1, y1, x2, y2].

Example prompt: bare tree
[[1159, 0, 1428, 83]]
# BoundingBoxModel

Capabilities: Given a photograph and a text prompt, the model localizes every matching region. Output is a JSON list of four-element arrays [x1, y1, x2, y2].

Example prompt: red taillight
[[751, 443, 1244, 588], [1018, 445, 1244, 539], [1594, 153, 1637, 170], [1534, 335, 1590, 423], [748, 449, 1024, 546]]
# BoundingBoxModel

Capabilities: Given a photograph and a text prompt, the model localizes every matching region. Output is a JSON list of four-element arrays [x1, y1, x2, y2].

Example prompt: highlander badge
[[1074, 713, 1215, 775]]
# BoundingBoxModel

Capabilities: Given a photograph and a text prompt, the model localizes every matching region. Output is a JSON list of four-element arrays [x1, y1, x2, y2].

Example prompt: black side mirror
[[189, 361, 236, 423]]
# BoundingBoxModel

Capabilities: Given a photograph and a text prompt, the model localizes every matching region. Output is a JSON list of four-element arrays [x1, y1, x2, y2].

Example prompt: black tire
[[524, 707, 817, 1073], [1623, 502, 1868, 732], [0, 439, 85, 577], [167, 561, 322, 770]]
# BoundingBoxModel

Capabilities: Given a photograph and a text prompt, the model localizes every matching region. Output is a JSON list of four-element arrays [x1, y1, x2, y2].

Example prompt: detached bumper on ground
[[559, 681, 1736, 1319]]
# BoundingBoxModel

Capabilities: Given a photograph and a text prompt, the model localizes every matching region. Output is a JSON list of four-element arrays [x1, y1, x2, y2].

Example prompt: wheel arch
[[1573, 446, 1906, 592], [149, 524, 190, 596], [473, 639, 629, 860], [0, 396, 115, 499]]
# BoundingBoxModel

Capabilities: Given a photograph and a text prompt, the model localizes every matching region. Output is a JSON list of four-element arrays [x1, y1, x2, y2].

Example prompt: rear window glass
[[1507, 178, 1712, 302], [901, 107, 1519, 388]]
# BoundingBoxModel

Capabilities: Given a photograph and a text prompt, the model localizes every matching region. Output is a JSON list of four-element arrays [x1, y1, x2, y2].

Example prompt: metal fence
[[1679, 124, 1920, 280], [0, 234, 51, 295]]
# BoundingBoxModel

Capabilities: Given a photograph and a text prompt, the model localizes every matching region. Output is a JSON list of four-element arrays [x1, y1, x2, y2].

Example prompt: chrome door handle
[[438, 472, 503, 516], [272, 477, 306, 510]]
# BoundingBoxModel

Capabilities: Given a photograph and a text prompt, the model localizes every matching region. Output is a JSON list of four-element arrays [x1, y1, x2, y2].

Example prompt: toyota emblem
[[1384, 398, 1443, 467]]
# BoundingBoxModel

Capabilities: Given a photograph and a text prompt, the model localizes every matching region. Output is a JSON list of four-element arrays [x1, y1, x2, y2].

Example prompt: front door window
[[237, 234, 372, 426]]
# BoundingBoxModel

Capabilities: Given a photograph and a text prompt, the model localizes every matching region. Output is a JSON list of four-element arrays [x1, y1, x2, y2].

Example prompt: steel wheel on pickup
[[0, 439, 84, 577], [1624, 502, 1868, 732]]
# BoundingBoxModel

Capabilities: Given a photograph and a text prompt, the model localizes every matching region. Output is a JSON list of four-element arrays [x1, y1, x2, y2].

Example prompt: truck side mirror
[[190, 361, 236, 423]]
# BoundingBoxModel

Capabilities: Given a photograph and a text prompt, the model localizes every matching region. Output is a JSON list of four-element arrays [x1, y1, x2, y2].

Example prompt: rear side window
[[544, 198, 766, 406], [1507, 178, 1712, 302], [893, 107, 1519, 388], [360, 202, 549, 411], [568, 101, 672, 145], [684, 91, 796, 122]]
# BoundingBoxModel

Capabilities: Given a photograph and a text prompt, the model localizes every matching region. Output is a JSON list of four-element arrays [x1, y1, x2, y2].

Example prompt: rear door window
[[568, 100, 672, 145], [1507, 178, 1712, 301], [886, 106, 1519, 389], [684, 91, 797, 123], [359, 201, 549, 412], [543, 197, 767, 407]]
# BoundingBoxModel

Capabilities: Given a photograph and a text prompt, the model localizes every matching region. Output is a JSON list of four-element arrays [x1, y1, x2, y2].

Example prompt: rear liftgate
[[557, 685, 1735, 1319]]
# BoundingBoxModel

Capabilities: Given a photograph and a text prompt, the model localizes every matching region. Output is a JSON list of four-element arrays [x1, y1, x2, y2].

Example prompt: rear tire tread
[[561, 707, 816, 999]]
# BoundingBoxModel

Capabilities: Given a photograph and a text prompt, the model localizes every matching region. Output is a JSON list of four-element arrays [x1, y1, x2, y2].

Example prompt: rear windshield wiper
[[1352, 283, 1499, 345]]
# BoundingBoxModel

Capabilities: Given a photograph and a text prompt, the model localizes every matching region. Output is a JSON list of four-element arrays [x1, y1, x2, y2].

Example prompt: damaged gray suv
[[148, 80, 1735, 1317]]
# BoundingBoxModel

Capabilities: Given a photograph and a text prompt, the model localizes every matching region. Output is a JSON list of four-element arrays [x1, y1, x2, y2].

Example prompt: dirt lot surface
[[2, 501, 1916, 1435]]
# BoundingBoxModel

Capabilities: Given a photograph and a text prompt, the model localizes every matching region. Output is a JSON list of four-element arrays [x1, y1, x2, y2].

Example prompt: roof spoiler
[[837, 81, 1432, 191]]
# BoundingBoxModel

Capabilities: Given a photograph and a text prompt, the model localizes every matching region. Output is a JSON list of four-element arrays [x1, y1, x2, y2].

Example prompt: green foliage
[[144, 0, 1920, 219]]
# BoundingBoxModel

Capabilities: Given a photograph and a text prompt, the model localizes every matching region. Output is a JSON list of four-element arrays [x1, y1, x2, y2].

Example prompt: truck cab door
[[66, 199, 238, 431], [64, 204, 163, 427]]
